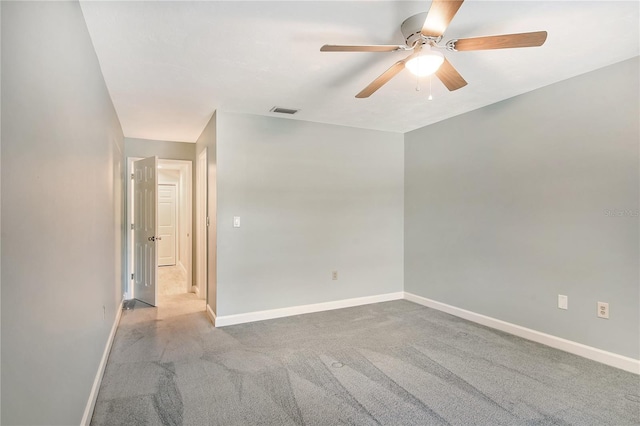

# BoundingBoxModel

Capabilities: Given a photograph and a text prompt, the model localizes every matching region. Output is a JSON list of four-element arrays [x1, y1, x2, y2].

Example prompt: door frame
[[126, 157, 193, 299]]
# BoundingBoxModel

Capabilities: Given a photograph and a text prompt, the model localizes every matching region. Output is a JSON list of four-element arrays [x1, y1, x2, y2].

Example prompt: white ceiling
[[80, 1, 639, 142]]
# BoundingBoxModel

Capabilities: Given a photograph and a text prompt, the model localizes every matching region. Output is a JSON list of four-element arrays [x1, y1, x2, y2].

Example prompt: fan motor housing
[[401, 12, 441, 47]]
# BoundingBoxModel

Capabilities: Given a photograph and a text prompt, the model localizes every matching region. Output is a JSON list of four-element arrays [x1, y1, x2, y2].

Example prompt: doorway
[[158, 181, 184, 297], [126, 158, 194, 305]]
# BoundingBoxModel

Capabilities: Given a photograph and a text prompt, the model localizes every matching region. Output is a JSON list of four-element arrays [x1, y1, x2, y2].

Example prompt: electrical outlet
[[332, 271, 338, 280], [558, 295, 568, 310], [233, 216, 241, 228], [597, 302, 609, 319]]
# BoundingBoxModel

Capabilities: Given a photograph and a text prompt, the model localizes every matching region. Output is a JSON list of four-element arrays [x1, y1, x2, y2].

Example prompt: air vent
[[270, 106, 299, 115]]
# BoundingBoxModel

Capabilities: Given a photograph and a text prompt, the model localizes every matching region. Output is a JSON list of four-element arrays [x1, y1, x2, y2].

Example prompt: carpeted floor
[[92, 295, 640, 425]]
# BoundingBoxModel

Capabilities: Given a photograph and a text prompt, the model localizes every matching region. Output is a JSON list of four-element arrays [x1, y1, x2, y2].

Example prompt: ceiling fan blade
[[356, 47, 422, 98], [355, 61, 406, 98], [321, 45, 404, 52], [421, 0, 465, 37], [453, 31, 548, 51], [435, 58, 467, 91]]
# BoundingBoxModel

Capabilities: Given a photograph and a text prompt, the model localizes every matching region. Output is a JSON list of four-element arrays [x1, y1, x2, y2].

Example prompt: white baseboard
[[404, 292, 640, 375], [215, 292, 404, 327], [81, 298, 125, 425], [206, 303, 216, 325]]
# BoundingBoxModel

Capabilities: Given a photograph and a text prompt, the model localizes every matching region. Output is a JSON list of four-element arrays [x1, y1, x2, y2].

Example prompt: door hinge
[[131, 273, 134, 280], [206, 217, 210, 227], [131, 173, 134, 180], [131, 223, 134, 230]]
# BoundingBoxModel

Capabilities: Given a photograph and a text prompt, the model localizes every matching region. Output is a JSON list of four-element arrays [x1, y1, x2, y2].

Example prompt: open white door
[[133, 156, 158, 306]]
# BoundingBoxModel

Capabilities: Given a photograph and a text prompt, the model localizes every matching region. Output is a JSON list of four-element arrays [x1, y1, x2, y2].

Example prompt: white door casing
[[158, 184, 177, 266], [133, 156, 158, 306]]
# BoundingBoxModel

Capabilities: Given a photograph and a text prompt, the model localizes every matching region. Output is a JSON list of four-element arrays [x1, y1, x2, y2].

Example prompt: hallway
[[158, 265, 189, 299]]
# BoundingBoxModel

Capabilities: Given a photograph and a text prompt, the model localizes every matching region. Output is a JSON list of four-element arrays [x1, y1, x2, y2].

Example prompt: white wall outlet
[[233, 216, 241, 228], [558, 295, 568, 310], [597, 302, 609, 319], [332, 271, 338, 280]]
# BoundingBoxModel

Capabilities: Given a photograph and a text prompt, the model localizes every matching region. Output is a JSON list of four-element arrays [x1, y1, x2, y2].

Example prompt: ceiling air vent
[[270, 106, 299, 115]]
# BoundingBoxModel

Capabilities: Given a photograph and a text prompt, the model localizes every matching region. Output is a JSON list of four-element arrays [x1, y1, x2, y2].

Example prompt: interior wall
[[124, 137, 195, 161], [1, 2, 125, 424], [158, 168, 180, 183], [405, 57, 639, 359], [195, 112, 217, 312], [216, 112, 404, 316], [114, 132, 125, 317], [1, 7, 3, 411], [125, 138, 196, 287]]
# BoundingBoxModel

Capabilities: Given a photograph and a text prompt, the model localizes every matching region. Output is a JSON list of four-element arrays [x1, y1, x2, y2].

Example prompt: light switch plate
[[558, 295, 568, 310], [233, 216, 241, 228]]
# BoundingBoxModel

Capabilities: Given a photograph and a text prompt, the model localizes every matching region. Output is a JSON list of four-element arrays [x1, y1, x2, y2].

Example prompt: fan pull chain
[[428, 75, 433, 101]]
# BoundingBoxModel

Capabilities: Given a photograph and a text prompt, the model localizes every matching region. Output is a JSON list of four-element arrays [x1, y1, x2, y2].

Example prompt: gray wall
[[125, 137, 195, 162], [216, 112, 404, 316], [0, 6, 3, 413], [405, 57, 639, 359], [1, 2, 124, 424], [195, 112, 217, 313]]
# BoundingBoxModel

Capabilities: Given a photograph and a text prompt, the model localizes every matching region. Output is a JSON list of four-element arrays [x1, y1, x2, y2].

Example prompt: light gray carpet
[[158, 265, 188, 297], [92, 294, 640, 425]]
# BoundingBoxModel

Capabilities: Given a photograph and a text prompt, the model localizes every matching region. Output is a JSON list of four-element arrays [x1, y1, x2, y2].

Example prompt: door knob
[[156, 237, 162, 240], [148, 236, 155, 242]]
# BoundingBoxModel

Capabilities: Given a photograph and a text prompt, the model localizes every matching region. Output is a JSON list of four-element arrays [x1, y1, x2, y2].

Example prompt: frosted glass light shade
[[405, 48, 444, 76]]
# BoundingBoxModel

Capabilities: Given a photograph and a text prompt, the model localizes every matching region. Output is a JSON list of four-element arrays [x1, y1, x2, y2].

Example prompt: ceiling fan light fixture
[[405, 46, 444, 77]]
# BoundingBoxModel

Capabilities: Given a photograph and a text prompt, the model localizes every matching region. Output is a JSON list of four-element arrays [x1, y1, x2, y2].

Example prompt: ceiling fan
[[320, 0, 547, 98]]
